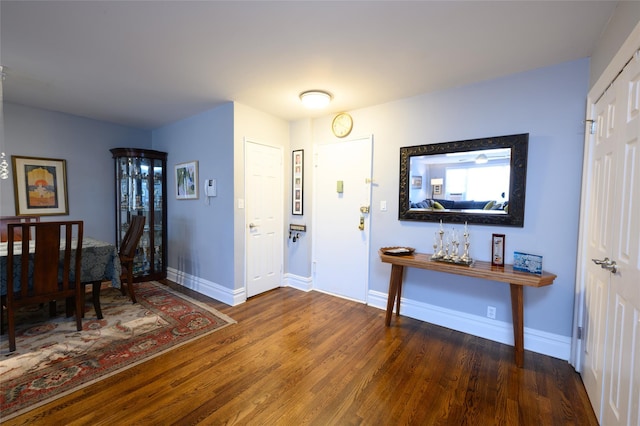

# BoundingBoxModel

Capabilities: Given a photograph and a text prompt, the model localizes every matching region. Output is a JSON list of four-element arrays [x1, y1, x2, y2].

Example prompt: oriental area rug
[[0, 281, 236, 421]]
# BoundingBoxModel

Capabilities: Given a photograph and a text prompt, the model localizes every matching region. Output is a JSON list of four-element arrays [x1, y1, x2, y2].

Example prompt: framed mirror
[[399, 133, 528, 227]]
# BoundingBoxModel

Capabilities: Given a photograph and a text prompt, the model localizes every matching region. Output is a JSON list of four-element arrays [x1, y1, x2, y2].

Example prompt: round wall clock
[[332, 113, 353, 138]]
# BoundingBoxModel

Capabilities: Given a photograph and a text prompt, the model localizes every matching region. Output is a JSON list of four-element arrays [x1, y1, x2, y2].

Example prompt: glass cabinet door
[[151, 159, 164, 274], [112, 148, 167, 281]]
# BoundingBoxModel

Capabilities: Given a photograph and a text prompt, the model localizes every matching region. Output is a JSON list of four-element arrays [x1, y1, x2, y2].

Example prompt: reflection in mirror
[[399, 133, 528, 227], [410, 148, 511, 211]]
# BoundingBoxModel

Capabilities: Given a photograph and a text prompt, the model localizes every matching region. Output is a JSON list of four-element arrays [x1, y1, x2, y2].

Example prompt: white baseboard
[[282, 273, 313, 292], [166, 267, 245, 306], [368, 290, 571, 361], [165, 268, 570, 361]]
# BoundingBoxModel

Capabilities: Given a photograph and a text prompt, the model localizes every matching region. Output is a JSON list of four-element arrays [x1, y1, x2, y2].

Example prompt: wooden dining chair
[[1, 216, 51, 326], [119, 215, 145, 303], [0, 216, 40, 242], [3, 221, 84, 352]]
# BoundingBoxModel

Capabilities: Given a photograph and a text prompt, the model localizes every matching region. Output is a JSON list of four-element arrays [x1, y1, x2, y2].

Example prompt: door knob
[[592, 257, 618, 273], [249, 223, 258, 230]]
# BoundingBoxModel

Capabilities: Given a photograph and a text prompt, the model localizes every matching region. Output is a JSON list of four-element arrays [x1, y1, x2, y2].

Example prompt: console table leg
[[396, 272, 402, 317], [385, 265, 404, 326], [510, 283, 524, 367]]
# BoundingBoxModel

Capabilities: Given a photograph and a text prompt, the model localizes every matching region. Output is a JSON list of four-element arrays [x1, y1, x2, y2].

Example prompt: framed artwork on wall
[[292, 150, 303, 215], [12, 155, 69, 216], [411, 175, 422, 189], [175, 160, 199, 200]]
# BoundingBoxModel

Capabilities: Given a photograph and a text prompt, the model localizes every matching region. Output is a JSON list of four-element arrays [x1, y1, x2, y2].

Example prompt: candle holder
[[432, 220, 446, 259], [431, 221, 473, 266]]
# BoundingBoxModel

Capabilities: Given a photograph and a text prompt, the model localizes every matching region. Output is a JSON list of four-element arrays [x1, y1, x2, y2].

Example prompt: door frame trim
[[572, 21, 640, 369]]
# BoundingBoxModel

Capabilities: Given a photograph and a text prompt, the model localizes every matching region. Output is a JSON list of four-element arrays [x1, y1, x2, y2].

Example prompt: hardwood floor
[[5, 280, 597, 425]]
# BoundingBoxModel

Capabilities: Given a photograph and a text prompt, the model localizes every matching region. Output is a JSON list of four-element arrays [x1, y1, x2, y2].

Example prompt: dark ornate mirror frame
[[398, 133, 528, 227]]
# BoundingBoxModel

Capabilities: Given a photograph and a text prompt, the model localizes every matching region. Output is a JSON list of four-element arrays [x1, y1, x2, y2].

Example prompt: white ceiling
[[1, 1, 618, 130]]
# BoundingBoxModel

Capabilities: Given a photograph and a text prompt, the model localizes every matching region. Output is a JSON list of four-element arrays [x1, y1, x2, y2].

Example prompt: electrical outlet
[[487, 306, 496, 319]]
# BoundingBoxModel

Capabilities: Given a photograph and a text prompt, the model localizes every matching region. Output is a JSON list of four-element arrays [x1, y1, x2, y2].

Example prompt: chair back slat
[[120, 215, 145, 259], [33, 222, 63, 295], [118, 215, 145, 303]]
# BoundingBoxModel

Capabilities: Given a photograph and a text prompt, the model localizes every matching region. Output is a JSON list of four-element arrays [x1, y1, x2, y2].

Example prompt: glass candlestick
[[451, 233, 460, 261], [443, 234, 451, 260], [432, 232, 440, 259], [460, 228, 472, 264], [437, 227, 445, 258]]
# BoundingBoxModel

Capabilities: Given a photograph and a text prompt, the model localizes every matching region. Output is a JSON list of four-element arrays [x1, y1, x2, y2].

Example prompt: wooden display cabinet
[[111, 148, 167, 281]]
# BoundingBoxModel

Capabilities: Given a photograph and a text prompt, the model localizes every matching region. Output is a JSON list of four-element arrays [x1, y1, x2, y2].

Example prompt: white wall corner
[[167, 267, 246, 306], [283, 273, 313, 292], [368, 290, 571, 361]]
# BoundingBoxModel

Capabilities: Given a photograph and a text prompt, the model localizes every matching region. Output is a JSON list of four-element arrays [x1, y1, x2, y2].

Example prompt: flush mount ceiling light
[[475, 154, 488, 164], [299, 90, 332, 109]]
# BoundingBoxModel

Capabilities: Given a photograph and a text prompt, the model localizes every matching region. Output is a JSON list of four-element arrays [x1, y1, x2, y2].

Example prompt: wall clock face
[[332, 113, 353, 138]]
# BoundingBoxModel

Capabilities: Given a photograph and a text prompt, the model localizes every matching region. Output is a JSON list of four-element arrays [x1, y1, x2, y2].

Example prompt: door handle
[[592, 257, 618, 273], [249, 223, 258, 230]]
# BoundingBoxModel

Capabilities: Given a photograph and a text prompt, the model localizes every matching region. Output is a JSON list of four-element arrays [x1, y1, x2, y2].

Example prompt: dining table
[[0, 237, 121, 320]]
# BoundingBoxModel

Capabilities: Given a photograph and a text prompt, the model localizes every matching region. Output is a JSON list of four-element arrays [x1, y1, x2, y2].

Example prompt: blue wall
[[152, 103, 236, 291], [363, 58, 589, 341], [1, 103, 151, 242]]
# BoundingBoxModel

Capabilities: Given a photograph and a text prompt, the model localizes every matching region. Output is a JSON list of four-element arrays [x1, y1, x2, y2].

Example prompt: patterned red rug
[[0, 281, 235, 421]]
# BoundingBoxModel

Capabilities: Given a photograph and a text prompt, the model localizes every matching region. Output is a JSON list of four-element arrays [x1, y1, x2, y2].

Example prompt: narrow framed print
[[175, 160, 198, 200], [491, 233, 505, 266], [292, 149, 303, 215], [12, 155, 69, 215], [411, 175, 422, 189]]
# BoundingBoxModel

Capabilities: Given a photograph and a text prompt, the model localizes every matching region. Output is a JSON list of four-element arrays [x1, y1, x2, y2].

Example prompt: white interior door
[[313, 136, 373, 302], [601, 51, 640, 426], [245, 140, 283, 298], [580, 52, 640, 425], [581, 76, 620, 421]]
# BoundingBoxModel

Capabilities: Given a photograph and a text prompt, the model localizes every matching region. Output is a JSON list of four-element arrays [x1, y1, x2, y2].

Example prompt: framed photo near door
[[491, 233, 505, 266], [292, 150, 303, 215]]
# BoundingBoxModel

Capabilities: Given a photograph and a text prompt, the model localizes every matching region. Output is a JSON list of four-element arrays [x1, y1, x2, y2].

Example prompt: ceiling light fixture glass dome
[[299, 90, 332, 109], [475, 153, 488, 164]]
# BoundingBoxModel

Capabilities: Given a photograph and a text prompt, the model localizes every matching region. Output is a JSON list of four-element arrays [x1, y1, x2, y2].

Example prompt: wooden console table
[[379, 250, 556, 367]]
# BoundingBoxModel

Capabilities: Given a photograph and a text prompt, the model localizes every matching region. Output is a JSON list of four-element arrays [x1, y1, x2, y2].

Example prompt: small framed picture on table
[[491, 233, 505, 266]]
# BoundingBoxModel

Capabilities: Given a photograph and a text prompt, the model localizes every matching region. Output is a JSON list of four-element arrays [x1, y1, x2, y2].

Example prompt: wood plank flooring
[[4, 280, 597, 425]]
